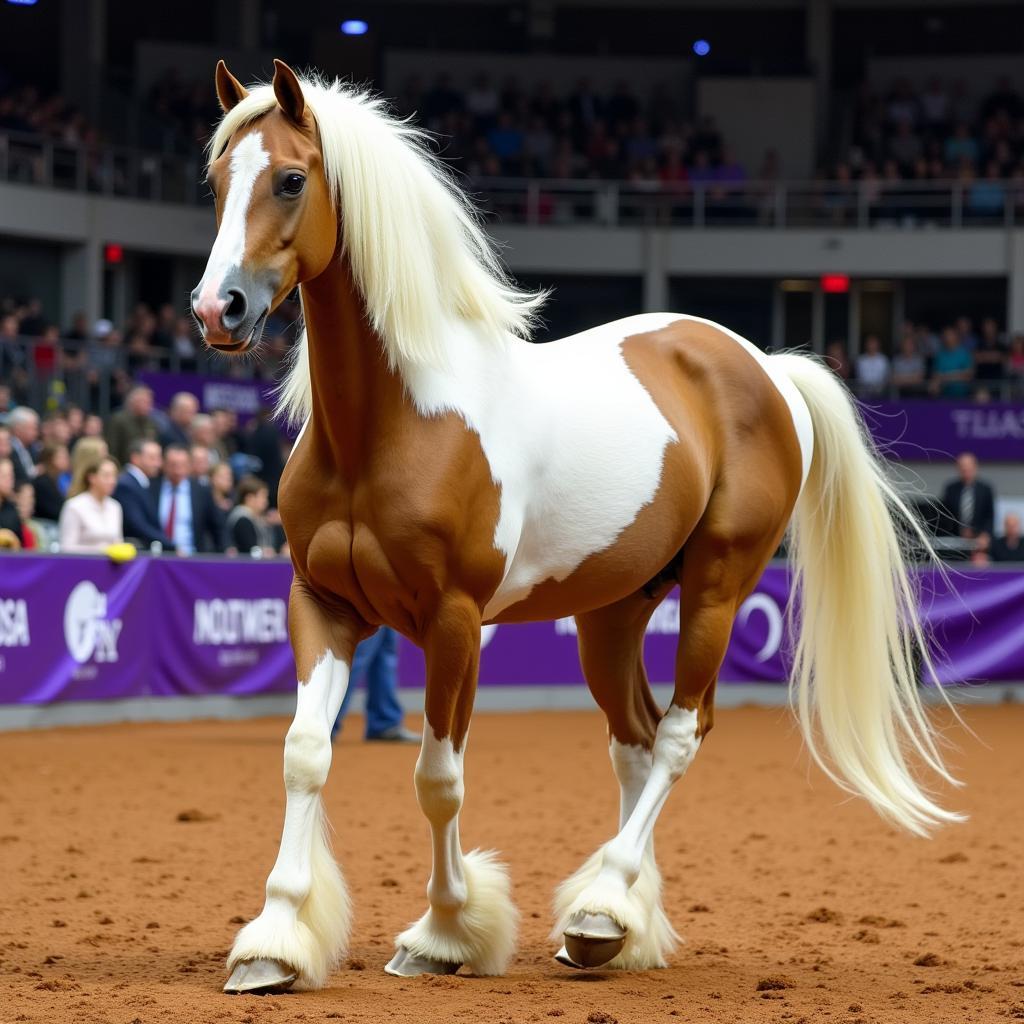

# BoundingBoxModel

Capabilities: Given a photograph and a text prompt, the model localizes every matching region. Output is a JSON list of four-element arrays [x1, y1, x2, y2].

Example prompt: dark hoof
[[563, 912, 627, 969], [223, 958, 298, 994], [384, 945, 462, 977]]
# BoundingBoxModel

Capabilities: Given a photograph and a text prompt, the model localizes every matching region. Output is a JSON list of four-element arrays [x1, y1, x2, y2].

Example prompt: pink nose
[[192, 291, 227, 334]]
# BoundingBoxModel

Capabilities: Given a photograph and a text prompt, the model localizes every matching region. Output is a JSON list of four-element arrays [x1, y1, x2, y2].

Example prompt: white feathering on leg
[[396, 849, 518, 976], [551, 841, 678, 970], [226, 799, 351, 989]]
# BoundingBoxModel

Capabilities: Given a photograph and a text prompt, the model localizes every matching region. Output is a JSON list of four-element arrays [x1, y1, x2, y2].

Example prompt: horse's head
[[191, 59, 336, 353]]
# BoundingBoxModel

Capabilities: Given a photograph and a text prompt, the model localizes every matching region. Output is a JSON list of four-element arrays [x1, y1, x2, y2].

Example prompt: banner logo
[[0, 599, 30, 648], [64, 582, 123, 664], [736, 593, 784, 662], [193, 598, 288, 645]]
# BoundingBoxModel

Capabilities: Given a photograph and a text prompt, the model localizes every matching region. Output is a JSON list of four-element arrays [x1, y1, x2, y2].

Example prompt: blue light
[[340, 19, 368, 35], [693, 39, 711, 57], [7, 0, 40, 6]]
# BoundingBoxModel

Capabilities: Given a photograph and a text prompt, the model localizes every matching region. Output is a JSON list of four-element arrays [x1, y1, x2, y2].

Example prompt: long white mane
[[208, 74, 545, 425]]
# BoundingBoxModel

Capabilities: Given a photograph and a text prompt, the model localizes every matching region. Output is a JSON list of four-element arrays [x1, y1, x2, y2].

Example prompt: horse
[[191, 59, 962, 995]]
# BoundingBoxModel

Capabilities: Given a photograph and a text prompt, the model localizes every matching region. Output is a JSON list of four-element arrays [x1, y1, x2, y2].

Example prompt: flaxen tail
[[773, 353, 963, 837]]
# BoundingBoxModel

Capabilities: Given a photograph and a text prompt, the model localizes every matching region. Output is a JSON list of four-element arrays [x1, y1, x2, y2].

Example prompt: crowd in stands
[[0, 384, 288, 557], [0, 292, 300, 413], [833, 76, 1024, 218], [393, 73, 756, 187], [831, 315, 1024, 400]]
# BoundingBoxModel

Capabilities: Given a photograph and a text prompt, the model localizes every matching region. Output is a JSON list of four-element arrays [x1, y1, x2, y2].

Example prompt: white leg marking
[[553, 708, 698, 969], [393, 730, 518, 976], [226, 653, 352, 989]]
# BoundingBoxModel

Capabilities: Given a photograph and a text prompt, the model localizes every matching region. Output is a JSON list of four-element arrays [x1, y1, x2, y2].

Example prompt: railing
[[0, 130, 207, 206], [5, 128, 1024, 229], [473, 176, 1024, 229], [0, 334, 269, 419]]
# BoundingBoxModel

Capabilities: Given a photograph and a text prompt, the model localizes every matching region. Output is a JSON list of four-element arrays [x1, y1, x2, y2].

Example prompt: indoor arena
[[2, 3, 1023, 1023]]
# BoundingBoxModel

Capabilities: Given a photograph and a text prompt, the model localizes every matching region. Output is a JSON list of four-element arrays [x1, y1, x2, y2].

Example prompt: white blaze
[[197, 131, 270, 305]]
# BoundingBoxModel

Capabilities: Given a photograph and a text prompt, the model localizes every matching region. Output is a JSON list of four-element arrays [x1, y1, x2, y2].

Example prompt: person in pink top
[[59, 455, 123, 553]]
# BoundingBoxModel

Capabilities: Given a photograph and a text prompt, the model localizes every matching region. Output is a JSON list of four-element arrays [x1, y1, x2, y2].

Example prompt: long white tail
[[772, 353, 963, 836]]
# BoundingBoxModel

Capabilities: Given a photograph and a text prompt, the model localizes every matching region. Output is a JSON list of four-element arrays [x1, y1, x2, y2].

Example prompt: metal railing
[[0, 334, 270, 419], [0, 130, 207, 206], [472, 176, 1024, 229], [4, 128, 1024, 229]]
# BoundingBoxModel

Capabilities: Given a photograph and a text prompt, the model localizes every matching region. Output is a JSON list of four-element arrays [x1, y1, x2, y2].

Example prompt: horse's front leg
[[385, 594, 518, 978], [224, 579, 365, 994]]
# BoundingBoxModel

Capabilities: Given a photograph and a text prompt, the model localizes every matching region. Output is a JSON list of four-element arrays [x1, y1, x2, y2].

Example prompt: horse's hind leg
[[555, 497, 784, 970], [553, 587, 680, 970], [224, 580, 363, 994]]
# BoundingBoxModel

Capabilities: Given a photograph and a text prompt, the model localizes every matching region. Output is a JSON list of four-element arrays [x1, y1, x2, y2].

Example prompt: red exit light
[[104, 244, 124, 264], [821, 274, 850, 293]]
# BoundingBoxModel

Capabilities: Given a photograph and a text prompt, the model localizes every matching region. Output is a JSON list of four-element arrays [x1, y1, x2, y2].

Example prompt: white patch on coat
[[197, 131, 270, 305], [405, 313, 682, 620], [404, 312, 812, 619]]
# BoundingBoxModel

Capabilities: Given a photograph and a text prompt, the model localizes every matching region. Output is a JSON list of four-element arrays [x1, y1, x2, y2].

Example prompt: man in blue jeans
[[331, 627, 419, 742]]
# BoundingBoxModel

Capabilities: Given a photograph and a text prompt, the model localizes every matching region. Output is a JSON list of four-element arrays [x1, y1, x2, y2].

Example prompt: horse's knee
[[284, 725, 332, 792], [414, 737, 463, 824]]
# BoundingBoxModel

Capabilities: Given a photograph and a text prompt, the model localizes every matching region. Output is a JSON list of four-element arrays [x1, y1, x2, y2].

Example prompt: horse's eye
[[280, 173, 306, 196]]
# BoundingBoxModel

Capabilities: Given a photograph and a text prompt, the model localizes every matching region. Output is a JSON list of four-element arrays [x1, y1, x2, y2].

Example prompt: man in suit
[[115, 439, 175, 551], [155, 445, 225, 555], [7, 407, 39, 486], [941, 451, 995, 542]]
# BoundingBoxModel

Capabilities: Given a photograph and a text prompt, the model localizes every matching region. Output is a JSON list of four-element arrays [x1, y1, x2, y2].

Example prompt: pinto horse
[[192, 60, 961, 995]]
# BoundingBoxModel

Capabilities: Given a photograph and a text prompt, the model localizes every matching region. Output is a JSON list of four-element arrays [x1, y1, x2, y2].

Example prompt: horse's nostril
[[222, 288, 248, 330]]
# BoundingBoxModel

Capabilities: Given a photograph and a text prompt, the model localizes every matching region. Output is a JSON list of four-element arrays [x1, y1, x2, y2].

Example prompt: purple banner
[[863, 401, 1024, 462], [1, 556, 1023, 705], [136, 370, 277, 421]]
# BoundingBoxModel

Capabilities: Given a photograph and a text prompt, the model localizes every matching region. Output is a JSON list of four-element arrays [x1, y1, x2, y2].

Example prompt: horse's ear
[[215, 60, 249, 113], [272, 58, 305, 124]]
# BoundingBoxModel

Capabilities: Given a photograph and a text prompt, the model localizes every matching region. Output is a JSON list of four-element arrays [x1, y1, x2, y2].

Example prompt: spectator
[[855, 334, 890, 396], [941, 452, 995, 543], [245, 408, 285, 506], [891, 334, 926, 396], [106, 384, 158, 465], [114, 439, 174, 551], [211, 408, 242, 461], [155, 445, 224, 554], [1007, 333, 1024, 387], [59, 454, 123, 553], [15, 481, 42, 549], [973, 317, 1006, 383], [190, 413, 217, 453], [226, 475, 276, 556], [32, 443, 69, 521], [930, 327, 974, 397], [190, 444, 212, 484], [990, 513, 1024, 562], [209, 460, 235, 547], [0, 456, 24, 547], [160, 391, 199, 448], [81, 413, 105, 440], [7, 406, 39, 485], [68, 436, 109, 497]]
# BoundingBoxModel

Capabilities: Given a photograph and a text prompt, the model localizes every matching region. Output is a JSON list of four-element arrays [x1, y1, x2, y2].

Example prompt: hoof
[[384, 945, 462, 978], [554, 944, 585, 969], [223, 958, 298, 995], [562, 912, 626, 969]]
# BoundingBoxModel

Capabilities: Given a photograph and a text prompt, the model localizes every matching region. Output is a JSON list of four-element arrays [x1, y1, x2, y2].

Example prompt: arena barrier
[[1, 555, 1022, 725]]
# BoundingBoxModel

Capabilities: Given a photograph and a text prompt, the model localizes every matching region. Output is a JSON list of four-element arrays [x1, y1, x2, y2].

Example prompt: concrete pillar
[[60, 0, 105, 125], [61, 242, 102, 332], [1008, 230, 1024, 334], [642, 229, 669, 312], [806, 0, 831, 165]]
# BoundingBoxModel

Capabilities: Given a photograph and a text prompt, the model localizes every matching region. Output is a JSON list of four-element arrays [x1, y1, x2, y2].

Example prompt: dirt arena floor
[[1, 703, 1021, 1024]]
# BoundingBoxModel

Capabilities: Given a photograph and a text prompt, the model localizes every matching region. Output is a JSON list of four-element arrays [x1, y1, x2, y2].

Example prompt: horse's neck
[[299, 258, 402, 473]]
